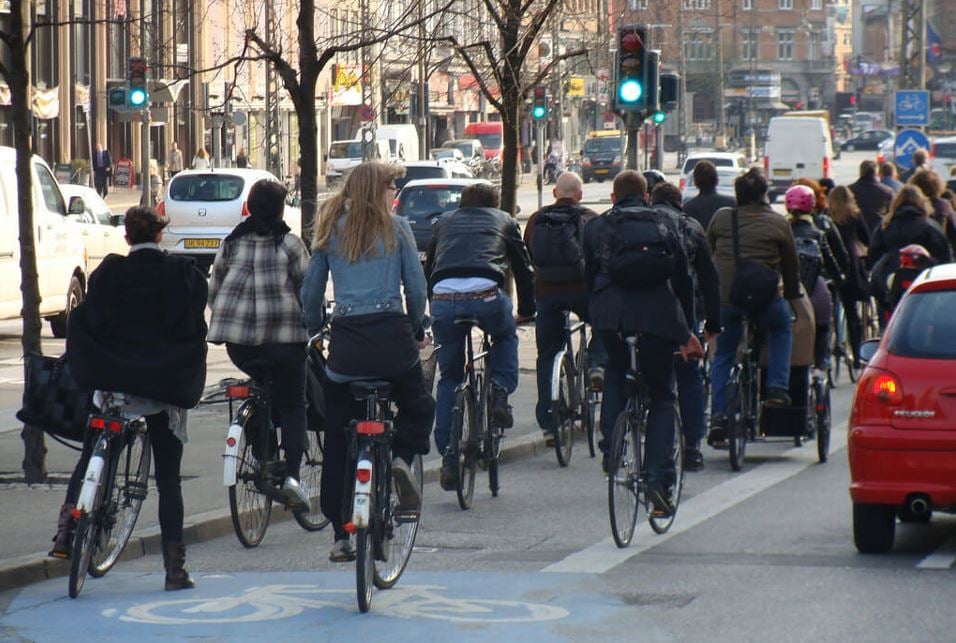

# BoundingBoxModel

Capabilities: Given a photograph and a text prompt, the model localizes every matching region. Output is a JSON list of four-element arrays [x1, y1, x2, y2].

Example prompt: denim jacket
[[301, 214, 428, 336]]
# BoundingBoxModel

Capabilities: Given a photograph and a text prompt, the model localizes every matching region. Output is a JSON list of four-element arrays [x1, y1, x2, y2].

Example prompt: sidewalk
[[0, 328, 550, 592]]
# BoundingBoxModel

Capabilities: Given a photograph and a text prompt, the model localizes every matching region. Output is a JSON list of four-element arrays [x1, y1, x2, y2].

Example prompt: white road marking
[[917, 536, 956, 570], [543, 426, 848, 574]]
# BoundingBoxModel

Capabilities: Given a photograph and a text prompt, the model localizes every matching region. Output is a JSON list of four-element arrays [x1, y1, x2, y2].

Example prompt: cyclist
[[827, 185, 872, 368], [879, 162, 904, 193], [649, 182, 721, 471], [61, 206, 208, 591], [424, 182, 535, 491], [583, 170, 703, 515], [909, 169, 956, 252], [642, 169, 666, 194], [849, 160, 895, 234], [706, 168, 802, 448], [208, 179, 312, 510], [523, 172, 606, 441], [302, 161, 433, 563], [684, 160, 736, 232]]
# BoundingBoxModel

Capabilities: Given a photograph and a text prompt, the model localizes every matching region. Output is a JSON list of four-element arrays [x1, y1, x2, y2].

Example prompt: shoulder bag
[[16, 353, 93, 443]]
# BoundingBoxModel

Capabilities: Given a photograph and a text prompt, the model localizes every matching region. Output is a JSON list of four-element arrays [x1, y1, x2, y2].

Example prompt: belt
[[431, 287, 498, 301]]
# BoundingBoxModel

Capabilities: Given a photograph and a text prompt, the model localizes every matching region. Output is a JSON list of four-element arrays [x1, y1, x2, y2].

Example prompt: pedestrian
[[879, 162, 904, 193], [236, 148, 249, 168], [149, 158, 163, 205], [849, 160, 895, 234], [523, 172, 607, 443], [192, 147, 211, 170], [899, 148, 929, 183], [301, 161, 433, 562], [818, 177, 836, 197], [92, 142, 112, 198], [424, 182, 535, 491], [168, 141, 184, 178], [827, 185, 871, 367], [908, 168, 956, 252], [683, 160, 735, 231], [56, 206, 208, 591], [582, 170, 703, 514]]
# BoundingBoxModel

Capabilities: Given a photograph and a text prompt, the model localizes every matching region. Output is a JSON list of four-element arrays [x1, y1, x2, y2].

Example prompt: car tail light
[[763, 156, 769, 174], [226, 385, 250, 398], [876, 150, 884, 164], [823, 156, 831, 178], [156, 200, 166, 217], [929, 142, 936, 160], [612, 155, 621, 166], [679, 177, 686, 192], [241, 201, 251, 218], [581, 156, 591, 168], [852, 367, 904, 426]]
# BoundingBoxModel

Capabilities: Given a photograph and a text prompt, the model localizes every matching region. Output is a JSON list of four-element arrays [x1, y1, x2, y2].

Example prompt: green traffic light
[[652, 111, 666, 124], [128, 87, 148, 107], [618, 79, 643, 103], [532, 105, 547, 120]]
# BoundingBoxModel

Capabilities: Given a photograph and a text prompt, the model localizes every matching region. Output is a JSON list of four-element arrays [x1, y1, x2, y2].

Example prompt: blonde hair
[[311, 161, 405, 262], [827, 185, 860, 225], [884, 184, 931, 229]]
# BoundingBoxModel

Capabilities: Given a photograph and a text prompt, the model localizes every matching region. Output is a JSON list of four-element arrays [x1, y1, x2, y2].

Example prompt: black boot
[[162, 541, 196, 591], [48, 503, 76, 559]]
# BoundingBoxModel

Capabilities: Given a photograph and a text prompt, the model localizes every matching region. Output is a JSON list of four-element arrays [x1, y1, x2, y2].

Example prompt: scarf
[[224, 215, 291, 246]]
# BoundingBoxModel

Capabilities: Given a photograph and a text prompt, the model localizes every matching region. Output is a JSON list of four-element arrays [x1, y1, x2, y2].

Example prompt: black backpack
[[530, 205, 585, 283], [603, 206, 675, 288], [794, 231, 824, 294]]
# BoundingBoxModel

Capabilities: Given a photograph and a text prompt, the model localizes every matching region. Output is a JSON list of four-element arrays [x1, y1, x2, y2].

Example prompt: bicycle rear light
[[226, 437, 237, 447], [356, 421, 385, 435], [226, 385, 250, 398], [89, 416, 106, 430], [106, 420, 123, 433], [356, 466, 372, 484]]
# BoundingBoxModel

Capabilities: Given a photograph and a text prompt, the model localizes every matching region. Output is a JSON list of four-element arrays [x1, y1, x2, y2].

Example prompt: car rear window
[[888, 289, 956, 359], [584, 137, 622, 154], [682, 157, 735, 174], [169, 175, 245, 201], [397, 167, 447, 190], [934, 143, 956, 158], [329, 142, 362, 159], [397, 186, 464, 222]]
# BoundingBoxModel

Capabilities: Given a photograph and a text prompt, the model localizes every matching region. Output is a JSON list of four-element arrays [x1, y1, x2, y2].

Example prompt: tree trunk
[[9, 0, 47, 482], [499, 99, 520, 217], [295, 83, 319, 241]]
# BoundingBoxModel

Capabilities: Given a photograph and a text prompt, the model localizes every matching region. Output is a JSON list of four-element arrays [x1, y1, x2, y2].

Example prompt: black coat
[[683, 189, 736, 232], [67, 248, 209, 408], [835, 216, 872, 300], [869, 205, 953, 267], [928, 195, 956, 252], [849, 177, 894, 234]]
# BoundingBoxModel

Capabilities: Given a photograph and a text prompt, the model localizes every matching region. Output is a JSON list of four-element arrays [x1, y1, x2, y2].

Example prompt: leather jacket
[[424, 206, 536, 317]]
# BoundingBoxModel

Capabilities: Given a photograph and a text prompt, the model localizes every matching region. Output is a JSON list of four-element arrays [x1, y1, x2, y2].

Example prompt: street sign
[[894, 90, 930, 127], [894, 128, 931, 170]]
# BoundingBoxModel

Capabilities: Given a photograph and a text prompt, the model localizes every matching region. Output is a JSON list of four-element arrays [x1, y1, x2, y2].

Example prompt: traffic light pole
[[536, 121, 544, 212], [625, 112, 641, 171]]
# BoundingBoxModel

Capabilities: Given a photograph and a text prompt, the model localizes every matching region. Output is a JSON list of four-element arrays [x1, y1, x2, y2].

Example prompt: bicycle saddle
[[238, 358, 275, 384], [454, 316, 479, 328], [348, 380, 393, 400]]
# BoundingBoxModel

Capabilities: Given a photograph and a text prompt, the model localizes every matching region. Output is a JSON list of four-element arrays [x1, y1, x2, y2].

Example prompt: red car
[[849, 263, 956, 553]]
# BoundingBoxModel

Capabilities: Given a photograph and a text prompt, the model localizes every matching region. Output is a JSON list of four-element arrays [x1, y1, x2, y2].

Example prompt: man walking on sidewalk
[[168, 141, 184, 178], [92, 142, 112, 198]]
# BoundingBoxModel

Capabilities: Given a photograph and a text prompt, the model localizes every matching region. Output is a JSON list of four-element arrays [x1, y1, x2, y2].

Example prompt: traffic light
[[614, 25, 647, 112], [108, 87, 128, 110], [651, 111, 667, 124], [531, 86, 548, 121], [645, 50, 661, 114], [660, 72, 680, 111], [127, 56, 149, 110]]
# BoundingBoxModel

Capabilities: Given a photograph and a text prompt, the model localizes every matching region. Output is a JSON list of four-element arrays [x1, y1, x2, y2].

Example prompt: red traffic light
[[533, 86, 546, 100], [621, 31, 643, 53], [849, 95, 857, 106]]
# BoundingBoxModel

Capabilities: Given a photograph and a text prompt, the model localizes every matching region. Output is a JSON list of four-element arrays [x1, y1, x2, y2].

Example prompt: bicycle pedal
[[395, 509, 421, 524]]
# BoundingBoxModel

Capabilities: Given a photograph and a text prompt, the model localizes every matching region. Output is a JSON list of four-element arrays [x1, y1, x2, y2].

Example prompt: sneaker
[[282, 476, 310, 509], [765, 387, 792, 407], [440, 452, 459, 491], [490, 385, 514, 428], [542, 428, 556, 448], [683, 447, 704, 472], [392, 457, 421, 510], [646, 486, 675, 518], [328, 538, 356, 563], [588, 367, 605, 391], [707, 416, 728, 450]]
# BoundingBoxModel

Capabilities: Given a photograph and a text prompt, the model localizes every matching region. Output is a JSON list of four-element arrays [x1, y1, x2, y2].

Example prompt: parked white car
[[157, 169, 303, 272], [0, 147, 88, 337], [59, 184, 128, 273]]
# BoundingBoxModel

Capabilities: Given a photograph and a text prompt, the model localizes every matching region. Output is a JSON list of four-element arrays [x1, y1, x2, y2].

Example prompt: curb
[[0, 432, 549, 594]]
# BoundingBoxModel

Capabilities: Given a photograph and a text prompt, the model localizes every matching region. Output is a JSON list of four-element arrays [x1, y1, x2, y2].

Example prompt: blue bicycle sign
[[895, 90, 930, 127]]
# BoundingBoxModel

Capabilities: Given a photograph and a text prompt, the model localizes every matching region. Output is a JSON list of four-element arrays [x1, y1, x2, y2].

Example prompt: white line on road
[[917, 536, 956, 570], [543, 426, 848, 574]]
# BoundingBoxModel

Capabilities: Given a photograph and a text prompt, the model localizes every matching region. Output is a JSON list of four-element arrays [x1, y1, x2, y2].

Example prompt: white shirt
[[432, 277, 497, 294]]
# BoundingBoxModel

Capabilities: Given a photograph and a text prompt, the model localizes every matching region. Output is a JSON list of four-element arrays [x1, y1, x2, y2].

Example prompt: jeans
[[599, 331, 677, 489], [675, 357, 705, 449], [534, 292, 607, 431], [431, 289, 518, 454], [711, 299, 793, 419]]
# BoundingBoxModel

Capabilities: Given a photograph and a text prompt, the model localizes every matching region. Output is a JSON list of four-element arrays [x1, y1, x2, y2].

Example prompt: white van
[[324, 139, 390, 188], [0, 147, 89, 336], [763, 116, 833, 202], [375, 124, 420, 162]]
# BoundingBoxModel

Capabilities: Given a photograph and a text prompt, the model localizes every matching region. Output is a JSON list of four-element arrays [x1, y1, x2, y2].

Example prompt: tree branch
[[444, 37, 503, 113], [517, 0, 563, 62], [527, 48, 588, 96]]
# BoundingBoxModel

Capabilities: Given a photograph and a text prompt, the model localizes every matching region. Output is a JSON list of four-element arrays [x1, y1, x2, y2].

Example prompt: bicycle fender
[[351, 458, 373, 528], [223, 423, 243, 487], [76, 454, 105, 514], [550, 347, 568, 401]]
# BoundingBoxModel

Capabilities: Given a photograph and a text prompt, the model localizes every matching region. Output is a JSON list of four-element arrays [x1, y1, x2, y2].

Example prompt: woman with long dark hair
[[827, 185, 871, 366]]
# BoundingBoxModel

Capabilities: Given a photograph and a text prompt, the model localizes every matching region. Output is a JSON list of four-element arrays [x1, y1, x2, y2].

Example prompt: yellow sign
[[333, 65, 361, 92], [567, 77, 585, 97]]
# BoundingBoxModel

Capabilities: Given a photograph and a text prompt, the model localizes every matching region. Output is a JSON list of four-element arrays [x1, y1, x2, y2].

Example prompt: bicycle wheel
[[355, 527, 374, 613], [228, 413, 273, 548], [649, 418, 684, 535], [451, 388, 476, 510], [374, 455, 422, 589], [727, 371, 747, 472], [576, 347, 597, 458], [608, 412, 641, 548], [552, 354, 575, 467], [816, 380, 831, 463], [69, 513, 98, 598], [90, 425, 151, 577], [293, 430, 329, 531], [482, 379, 502, 497]]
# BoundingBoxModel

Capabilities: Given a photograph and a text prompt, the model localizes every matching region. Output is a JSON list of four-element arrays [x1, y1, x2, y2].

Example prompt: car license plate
[[772, 169, 791, 177], [595, 169, 609, 175], [183, 239, 221, 249], [419, 251, 427, 262]]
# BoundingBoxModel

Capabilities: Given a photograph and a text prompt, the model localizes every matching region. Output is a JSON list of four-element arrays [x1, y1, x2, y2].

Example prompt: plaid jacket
[[208, 232, 310, 345]]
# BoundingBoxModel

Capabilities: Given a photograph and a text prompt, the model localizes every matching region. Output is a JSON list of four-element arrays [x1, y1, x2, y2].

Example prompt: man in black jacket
[[425, 183, 535, 489], [584, 171, 703, 514], [683, 160, 735, 231], [849, 160, 895, 233]]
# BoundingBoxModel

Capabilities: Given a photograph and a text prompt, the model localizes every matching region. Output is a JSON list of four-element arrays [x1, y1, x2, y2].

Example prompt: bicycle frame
[[222, 384, 271, 488], [349, 393, 393, 531], [549, 313, 586, 407], [76, 414, 140, 515]]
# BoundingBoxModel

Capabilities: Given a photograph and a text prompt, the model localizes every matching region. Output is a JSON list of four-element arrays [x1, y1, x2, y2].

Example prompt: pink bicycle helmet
[[784, 184, 816, 214]]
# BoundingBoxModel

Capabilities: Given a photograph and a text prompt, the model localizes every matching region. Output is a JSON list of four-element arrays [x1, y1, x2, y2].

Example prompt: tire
[[608, 413, 641, 548], [816, 382, 831, 464], [576, 348, 597, 458], [727, 372, 747, 472], [356, 528, 374, 613], [69, 514, 97, 599], [845, 144, 855, 152], [293, 430, 330, 531], [374, 455, 422, 589], [553, 354, 575, 467], [483, 380, 501, 497], [228, 414, 272, 548], [853, 503, 896, 553], [90, 425, 151, 577], [805, 383, 818, 442], [49, 275, 84, 339], [451, 388, 476, 510], [649, 418, 684, 535]]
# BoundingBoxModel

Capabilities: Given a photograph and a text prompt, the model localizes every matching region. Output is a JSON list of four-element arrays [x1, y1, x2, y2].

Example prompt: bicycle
[[724, 322, 760, 472], [807, 365, 832, 463], [830, 288, 859, 384], [220, 344, 328, 548], [549, 309, 598, 466], [68, 393, 151, 598], [607, 336, 685, 547], [345, 380, 423, 613], [447, 317, 503, 510]]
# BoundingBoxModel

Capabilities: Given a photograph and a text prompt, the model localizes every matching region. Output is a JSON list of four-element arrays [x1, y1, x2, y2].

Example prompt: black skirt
[[327, 312, 419, 380]]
